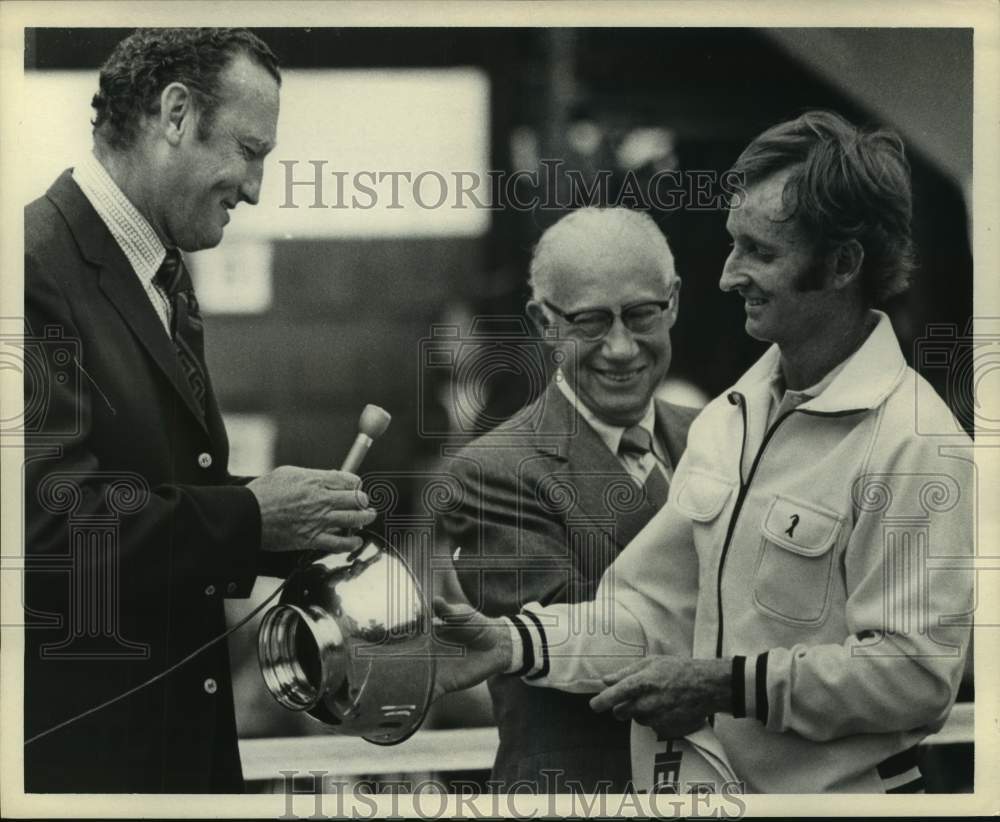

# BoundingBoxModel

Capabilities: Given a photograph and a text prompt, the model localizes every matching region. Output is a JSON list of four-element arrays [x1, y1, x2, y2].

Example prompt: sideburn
[[792, 254, 830, 292]]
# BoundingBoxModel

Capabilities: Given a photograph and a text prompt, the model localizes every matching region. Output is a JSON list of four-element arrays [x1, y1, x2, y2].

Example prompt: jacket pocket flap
[[674, 469, 734, 522], [761, 494, 843, 556]]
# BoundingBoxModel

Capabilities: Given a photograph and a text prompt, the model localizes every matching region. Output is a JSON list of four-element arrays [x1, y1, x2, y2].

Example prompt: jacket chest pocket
[[752, 494, 844, 626], [673, 468, 734, 533], [673, 469, 735, 619]]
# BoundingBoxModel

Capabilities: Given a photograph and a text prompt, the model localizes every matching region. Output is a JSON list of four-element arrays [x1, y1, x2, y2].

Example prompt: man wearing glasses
[[440, 207, 698, 793]]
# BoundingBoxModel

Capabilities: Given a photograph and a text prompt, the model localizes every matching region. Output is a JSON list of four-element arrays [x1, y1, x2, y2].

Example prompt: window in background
[[21, 67, 491, 241], [223, 413, 277, 476], [189, 240, 273, 315]]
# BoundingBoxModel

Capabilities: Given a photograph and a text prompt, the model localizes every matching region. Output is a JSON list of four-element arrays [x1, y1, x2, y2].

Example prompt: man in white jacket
[[434, 110, 974, 793]]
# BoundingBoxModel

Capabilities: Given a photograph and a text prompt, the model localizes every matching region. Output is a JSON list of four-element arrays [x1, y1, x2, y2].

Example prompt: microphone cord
[[26, 404, 391, 747], [23, 559, 307, 747]]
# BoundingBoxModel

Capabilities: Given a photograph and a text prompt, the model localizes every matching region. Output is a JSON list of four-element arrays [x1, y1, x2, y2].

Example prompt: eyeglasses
[[541, 287, 678, 341]]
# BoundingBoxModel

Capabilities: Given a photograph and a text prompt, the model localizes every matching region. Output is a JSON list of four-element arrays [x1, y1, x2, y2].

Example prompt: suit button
[[204, 584, 216, 596], [198, 452, 213, 469], [203, 678, 218, 694], [226, 582, 237, 595]]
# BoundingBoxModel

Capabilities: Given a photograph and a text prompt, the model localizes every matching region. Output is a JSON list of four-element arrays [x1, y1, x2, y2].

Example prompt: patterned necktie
[[619, 425, 669, 509], [154, 249, 207, 415]]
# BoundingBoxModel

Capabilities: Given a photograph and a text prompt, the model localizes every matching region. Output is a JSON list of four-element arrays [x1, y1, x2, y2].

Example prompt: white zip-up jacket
[[511, 312, 974, 792]]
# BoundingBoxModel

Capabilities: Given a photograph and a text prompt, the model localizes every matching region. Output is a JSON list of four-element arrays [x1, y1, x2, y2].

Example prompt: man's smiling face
[[719, 167, 838, 351], [157, 53, 279, 251], [541, 235, 677, 428]]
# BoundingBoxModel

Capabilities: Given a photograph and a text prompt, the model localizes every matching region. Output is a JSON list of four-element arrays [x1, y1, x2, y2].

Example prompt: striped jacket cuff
[[504, 611, 549, 679], [731, 652, 769, 724]]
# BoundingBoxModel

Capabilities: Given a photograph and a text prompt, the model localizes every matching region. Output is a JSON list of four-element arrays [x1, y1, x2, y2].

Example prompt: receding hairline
[[529, 209, 677, 300]]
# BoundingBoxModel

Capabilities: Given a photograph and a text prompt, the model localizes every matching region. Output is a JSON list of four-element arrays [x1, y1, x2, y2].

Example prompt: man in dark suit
[[441, 207, 698, 793], [23, 28, 375, 793]]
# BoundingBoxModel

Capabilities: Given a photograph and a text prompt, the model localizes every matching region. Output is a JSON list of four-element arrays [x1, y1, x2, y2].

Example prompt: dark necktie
[[619, 425, 669, 509], [154, 249, 207, 415]]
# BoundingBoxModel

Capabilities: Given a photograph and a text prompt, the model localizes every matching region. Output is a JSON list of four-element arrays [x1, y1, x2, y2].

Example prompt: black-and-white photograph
[[2, 3, 997, 818]]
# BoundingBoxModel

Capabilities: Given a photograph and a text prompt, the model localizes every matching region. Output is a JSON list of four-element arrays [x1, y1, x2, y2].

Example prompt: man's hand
[[589, 656, 732, 738], [248, 466, 377, 553], [431, 598, 512, 701]]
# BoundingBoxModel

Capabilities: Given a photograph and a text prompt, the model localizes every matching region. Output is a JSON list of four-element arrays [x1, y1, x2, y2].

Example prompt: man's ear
[[525, 300, 549, 336], [158, 82, 196, 147], [830, 239, 864, 290], [665, 281, 680, 330]]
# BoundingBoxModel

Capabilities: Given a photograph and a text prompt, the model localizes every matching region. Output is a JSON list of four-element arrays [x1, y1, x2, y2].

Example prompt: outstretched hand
[[589, 656, 732, 738], [431, 598, 512, 701]]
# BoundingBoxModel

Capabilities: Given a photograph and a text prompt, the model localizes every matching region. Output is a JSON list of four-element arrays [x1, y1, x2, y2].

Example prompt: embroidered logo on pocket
[[753, 495, 844, 626]]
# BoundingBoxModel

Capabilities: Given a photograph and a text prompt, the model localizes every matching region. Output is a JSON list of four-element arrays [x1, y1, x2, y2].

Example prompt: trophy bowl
[[257, 533, 435, 745]]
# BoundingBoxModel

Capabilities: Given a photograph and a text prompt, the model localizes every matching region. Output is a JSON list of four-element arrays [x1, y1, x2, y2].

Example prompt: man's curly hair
[[729, 110, 915, 304], [91, 28, 281, 151]]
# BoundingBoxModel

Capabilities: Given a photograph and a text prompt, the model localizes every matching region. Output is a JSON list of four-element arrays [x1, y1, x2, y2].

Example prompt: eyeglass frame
[[539, 282, 680, 341]]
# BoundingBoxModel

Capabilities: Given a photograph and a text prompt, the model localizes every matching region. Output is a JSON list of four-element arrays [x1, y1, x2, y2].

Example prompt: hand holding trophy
[[256, 406, 501, 745]]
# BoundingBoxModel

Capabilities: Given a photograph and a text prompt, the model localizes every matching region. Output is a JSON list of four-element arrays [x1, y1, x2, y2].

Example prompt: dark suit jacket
[[23, 170, 262, 792], [441, 382, 698, 793]]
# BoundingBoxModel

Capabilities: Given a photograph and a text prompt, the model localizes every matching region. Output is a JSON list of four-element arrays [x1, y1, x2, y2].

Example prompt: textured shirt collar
[[72, 152, 166, 284]]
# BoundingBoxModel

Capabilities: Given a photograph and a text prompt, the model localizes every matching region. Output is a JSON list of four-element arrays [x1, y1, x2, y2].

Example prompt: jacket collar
[[731, 311, 906, 415], [46, 169, 213, 434]]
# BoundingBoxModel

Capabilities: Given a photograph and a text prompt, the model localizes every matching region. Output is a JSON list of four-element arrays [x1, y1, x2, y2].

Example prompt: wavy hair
[[729, 110, 915, 303], [91, 28, 281, 151]]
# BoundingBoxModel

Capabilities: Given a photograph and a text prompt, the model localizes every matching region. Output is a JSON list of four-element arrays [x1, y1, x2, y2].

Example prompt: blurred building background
[[24, 27, 974, 792]]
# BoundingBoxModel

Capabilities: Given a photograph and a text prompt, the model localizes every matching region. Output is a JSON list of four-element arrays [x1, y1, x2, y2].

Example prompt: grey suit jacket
[[441, 381, 699, 792]]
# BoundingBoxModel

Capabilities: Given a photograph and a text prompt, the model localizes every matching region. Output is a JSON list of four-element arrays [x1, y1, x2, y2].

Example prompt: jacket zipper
[[715, 393, 794, 658], [713, 398, 869, 657]]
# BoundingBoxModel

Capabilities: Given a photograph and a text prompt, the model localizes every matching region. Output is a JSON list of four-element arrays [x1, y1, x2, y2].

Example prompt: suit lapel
[[654, 399, 690, 472], [47, 171, 210, 433], [98, 249, 210, 430], [540, 384, 660, 550]]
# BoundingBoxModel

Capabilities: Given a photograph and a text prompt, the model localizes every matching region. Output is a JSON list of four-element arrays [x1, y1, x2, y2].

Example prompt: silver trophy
[[257, 406, 435, 744]]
